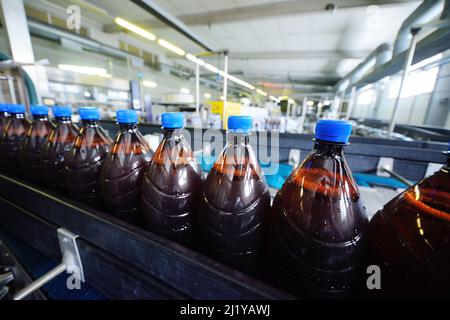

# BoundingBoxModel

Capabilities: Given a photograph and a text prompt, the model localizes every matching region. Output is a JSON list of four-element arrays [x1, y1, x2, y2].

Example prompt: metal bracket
[[376, 157, 394, 177], [13, 228, 84, 300], [57, 228, 85, 283]]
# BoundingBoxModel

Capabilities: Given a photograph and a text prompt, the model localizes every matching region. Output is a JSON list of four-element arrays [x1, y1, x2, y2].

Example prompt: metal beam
[[193, 50, 370, 60], [129, 0, 215, 52], [114, 0, 419, 28]]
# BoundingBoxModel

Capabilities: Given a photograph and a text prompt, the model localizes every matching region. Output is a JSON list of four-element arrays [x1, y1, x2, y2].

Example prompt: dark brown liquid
[[100, 124, 153, 224], [140, 128, 202, 245], [40, 117, 79, 191], [0, 113, 31, 176], [368, 156, 450, 298], [0, 111, 8, 133], [64, 120, 112, 207], [20, 115, 54, 182], [271, 141, 368, 298], [198, 134, 271, 273]]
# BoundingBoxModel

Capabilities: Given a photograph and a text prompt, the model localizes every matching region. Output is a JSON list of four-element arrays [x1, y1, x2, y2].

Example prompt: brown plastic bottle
[[0, 104, 9, 172], [0, 104, 31, 176], [40, 106, 79, 191], [21, 105, 54, 183], [367, 146, 450, 298], [140, 112, 202, 245], [0, 104, 9, 133], [198, 116, 270, 274], [100, 110, 153, 224], [64, 107, 111, 207], [271, 120, 368, 298]]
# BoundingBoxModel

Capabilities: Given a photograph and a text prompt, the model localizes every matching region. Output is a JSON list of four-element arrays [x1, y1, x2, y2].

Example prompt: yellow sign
[[209, 101, 241, 129]]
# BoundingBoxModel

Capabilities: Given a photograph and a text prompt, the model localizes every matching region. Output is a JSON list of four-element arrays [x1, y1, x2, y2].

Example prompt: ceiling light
[[204, 93, 212, 98], [269, 95, 278, 101], [256, 89, 267, 96], [227, 74, 255, 90], [158, 38, 185, 56], [180, 88, 190, 94], [58, 64, 111, 78], [306, 100, 314, 106], [204, 63, 219, 73], [114, 17, 156, 41], [143, 80, 157, 88], [186, 53, 205, 66]]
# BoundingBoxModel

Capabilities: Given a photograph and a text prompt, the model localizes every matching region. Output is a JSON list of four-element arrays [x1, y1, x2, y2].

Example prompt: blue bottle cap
[[0, 104, 9, 112], [228, 115, 252, 133], [53, 106, 72, 118], [117, 109, 138, 124], [30, 105, 49, 116], [7, 104, 26, 114], [315, 119, 352, 143], [161, 112, 184, 129], [79, 107, 100, 120]]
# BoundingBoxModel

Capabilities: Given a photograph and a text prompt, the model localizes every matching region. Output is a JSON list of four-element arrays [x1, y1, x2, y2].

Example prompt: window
[[357, 88, 375, 105], [388, 67, 439, 99]]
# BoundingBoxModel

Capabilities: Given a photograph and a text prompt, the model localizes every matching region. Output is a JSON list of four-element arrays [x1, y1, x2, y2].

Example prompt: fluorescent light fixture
[[58, 64, 111, 78], [158, 38, 185, 56], [204, 93, 212, 99], [269, 95, 278, 101], [256, 89, 267, 96], [180, 88, 190, 94], [143, 80, 157, 88], [218, 70, 227, 78], [220, 96, 224, 100], [323, 100, 331, 105], [114, 17, 156, 41], [204, 63, 219, 73], [186, 53, 205, 66], [306, 100, 314, 106], [227, 74, 255, 90]]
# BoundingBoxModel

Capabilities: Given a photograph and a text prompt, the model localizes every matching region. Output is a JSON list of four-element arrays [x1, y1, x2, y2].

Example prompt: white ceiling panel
[[44, 0, 423, 89]]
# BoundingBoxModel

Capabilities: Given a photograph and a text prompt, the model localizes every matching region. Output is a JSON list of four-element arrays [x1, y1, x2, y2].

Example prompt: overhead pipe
[[393, 0, 445, 56], [334, 43, 392, 93], [337, 0, 448, 94], [355, 0, 450, 88]]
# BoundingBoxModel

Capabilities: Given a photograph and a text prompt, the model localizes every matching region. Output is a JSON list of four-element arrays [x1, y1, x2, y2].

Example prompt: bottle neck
[[119, 123, 137, 131], [163, 127, 184, 139], [55, 116, 72, 124], [11, 112, 25, 119], [227, 131, 250, 145], [32, 115, 49, 122], [313, 139, 345, 156], [82, 119, 99, 127]]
